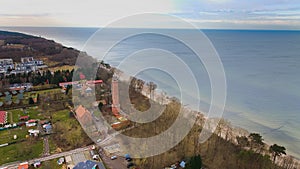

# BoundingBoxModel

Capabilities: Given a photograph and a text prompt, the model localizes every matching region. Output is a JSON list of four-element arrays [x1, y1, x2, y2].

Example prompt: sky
[[0, 0, 300, 29]]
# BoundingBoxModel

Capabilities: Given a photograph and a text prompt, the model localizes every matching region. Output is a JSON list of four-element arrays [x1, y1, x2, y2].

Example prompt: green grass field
[[0, 139, 43, 164], [39, 158, 64, 169], [8, 106, 43, 123]]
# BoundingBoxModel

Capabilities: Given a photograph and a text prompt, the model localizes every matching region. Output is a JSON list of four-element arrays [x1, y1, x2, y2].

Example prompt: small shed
[[19, 116, 29, 121], [180, 161, 186, 168], [43, 124, 52, 133]]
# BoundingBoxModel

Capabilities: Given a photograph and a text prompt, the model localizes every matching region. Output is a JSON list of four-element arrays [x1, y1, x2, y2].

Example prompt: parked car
[[127, 162, 134, 168], [110, 155, 117, 160], [126, 157, 132, 162], [171, 164, 177, 168]]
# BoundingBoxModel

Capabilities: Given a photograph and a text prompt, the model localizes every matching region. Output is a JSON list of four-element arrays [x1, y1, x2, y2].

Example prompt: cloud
[[0, 0, 299, 29]]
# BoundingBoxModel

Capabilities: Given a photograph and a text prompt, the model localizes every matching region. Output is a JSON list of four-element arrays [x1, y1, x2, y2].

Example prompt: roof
[[18, 162, 29, 169], [65, 155, 72, 163], [59, 80, 103, 87], [0, 111, 7, 125], [59, 81, 78, 87], [73, 160, 105, 169], [19, 116, 29, 120], [75, 105, 93, 125], [75, 105, 87, 119], [27, 119, 36, 123], [43, 124, 52, 129], [86, 80, 103, 84], [86, 87, 92, 91], [180, 161, 186, 168]]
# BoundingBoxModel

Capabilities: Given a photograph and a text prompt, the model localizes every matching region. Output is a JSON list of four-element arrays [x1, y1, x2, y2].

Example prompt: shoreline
[[1, 28, 299, 166], [116, 70, 300, 164], [137, 82, 300, 165]]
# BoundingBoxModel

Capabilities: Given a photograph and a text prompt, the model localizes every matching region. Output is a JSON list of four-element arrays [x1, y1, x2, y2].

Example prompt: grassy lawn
[[0, 88, 63, 108], [0, 139, 43, 164], [34, 88, 62, 95], [8, 106, 44, 123], [0, 127, 28, 144], [52, 109, 70, 122], [39, 158, 64, 169], [51, 109, 93, 151]]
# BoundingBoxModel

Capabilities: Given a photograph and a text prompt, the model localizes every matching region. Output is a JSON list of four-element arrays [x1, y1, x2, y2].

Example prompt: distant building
[[14, 57, 46, 74], [9, 83, 33, 91], [0, 57, 46, 75], [0, 59, 14, 73]]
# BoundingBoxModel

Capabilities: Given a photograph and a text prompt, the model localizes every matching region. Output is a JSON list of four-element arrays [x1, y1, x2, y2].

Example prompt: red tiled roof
[[59, 80, 103, 87], [75, 105, 93, 125], [19, 116, 29, 120], [27, 119, 37, 123], [75, 105, 87, 119], [0, 111, 7, 125], [18, 162, 29, 169]]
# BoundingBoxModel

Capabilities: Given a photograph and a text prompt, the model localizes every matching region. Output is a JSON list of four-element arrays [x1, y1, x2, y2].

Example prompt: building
[[13, 57, 47, 74], [0, 58, 13, 65], [75, 105, 94, 126], [59, 80, 103, 90], [0, 59, 14, 73], [0, 57, 46, 75], [18, 162, 29, 169], [43, 124, 52, 133], [0, 111, 8, 126], [73, 160, 105, 169], [111, 76, 120, 116], [9, 83, 33, 91], [28, 129, 40, 137]]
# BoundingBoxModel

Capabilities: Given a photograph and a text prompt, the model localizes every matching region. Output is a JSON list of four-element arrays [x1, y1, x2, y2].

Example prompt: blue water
[[1, 27, 300, 158]]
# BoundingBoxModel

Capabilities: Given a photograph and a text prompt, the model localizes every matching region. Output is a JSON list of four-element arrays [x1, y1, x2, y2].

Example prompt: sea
[[1, 27, 300, 158]]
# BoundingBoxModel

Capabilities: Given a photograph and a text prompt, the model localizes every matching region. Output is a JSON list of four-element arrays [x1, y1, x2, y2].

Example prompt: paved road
[[1, 146, 91, 169], [42, 136, 50, 156], [98, 150, 127, 169]]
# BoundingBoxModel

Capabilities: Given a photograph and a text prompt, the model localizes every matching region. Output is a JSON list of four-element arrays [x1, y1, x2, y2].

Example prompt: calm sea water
[[2, 27, 300, 158]]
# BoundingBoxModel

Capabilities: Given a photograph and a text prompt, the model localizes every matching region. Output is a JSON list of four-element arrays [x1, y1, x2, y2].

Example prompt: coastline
[[136, 81, 300, 166], [1, 28, 299, 166], [116, 70, 300, 165]]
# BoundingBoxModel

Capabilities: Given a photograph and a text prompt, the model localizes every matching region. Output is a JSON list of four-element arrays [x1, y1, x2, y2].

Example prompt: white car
[[171, 164, 177, 168], [110, 156, 117, 160], [4, 124, 12, 128]]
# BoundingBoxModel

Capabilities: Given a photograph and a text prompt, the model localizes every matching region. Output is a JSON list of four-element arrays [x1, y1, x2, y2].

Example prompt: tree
[[248, 133, 264, 151], [236, 136, 249, 148], [65, 84, 72, 95], [269, 144, 286, 163], [98, 102, 104, 111], [28, 97, 34, 104], [186, 155, 202, 169]]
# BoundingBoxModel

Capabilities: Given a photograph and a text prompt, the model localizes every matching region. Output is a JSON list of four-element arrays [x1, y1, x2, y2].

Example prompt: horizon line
[[1, 26, 300, 32]]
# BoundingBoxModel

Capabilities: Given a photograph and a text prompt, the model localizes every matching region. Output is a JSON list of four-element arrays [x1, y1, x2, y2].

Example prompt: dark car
[[127, 162, 134, 168], [126, 157, 132, 162]]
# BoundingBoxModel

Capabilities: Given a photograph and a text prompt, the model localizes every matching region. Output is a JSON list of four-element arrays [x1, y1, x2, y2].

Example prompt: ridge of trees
[[0, 30, 79, 66]]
